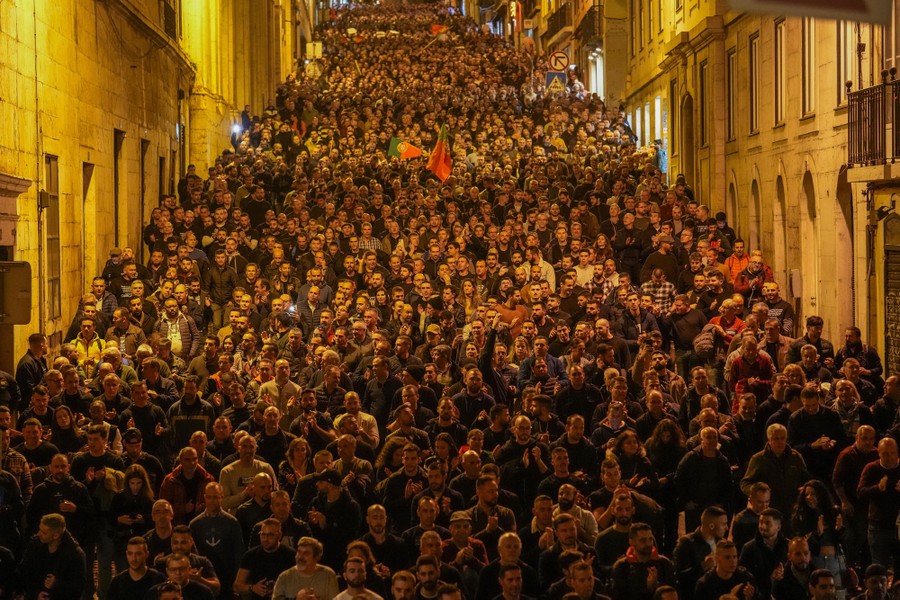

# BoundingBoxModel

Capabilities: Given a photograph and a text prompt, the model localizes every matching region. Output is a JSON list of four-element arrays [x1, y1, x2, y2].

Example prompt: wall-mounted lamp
[[875, 194, 899, 221]]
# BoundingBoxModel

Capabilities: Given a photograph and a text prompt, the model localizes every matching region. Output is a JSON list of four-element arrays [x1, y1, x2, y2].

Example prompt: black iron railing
[[848, 68, 900, 167], [521, 0, 538, 17], [576, 4, 600, 44], [544, 3, 572, 41]]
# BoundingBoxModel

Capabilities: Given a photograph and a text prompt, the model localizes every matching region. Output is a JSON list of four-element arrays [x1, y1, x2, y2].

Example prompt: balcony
[[544, 3, 572, 43], [523, 0, 539, 17], [575, 4, 600, 47], [848, 69, 900, 167]]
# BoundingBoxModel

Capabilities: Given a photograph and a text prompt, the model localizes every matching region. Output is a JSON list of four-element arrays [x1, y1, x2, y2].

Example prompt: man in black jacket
[[610, 522, 676, 600], [16, 513, 86, 600], [694, 540, 758, 600], [787, 386, 846, 483], [479, 314, 514, 407], [307, 468, 362, 571], [739, 509, 788, 600], [15, 333, 47, 410], [673, 506, 729, 600], [772, 538, 814, 600], [26, 453, 95, 544]]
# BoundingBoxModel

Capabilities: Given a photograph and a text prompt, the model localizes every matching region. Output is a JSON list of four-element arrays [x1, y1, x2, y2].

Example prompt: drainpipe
[[33, 0, 45, 333]]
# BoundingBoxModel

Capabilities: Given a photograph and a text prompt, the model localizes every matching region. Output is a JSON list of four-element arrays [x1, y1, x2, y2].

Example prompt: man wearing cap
[[102, 247, 125, 283], [307, 468, 362, 570], [441, 511, 489, 598], [639, 235, 679, 286], [854, 564, 888, 600], [416, 324, 444, 360], [715, 212, 737, 245], [121, 427, 165, 494], [387, 400, 433, 452]]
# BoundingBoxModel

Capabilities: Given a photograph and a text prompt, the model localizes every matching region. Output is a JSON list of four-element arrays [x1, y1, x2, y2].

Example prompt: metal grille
[[163, 1, 177, 39]]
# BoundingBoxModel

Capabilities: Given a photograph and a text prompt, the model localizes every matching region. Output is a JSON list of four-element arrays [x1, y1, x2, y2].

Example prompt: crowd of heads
[[0, 3, 896, 600]]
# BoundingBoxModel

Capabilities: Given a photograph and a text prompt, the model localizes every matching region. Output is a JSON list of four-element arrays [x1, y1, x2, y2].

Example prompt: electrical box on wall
[[790, 269, 803, 299], [0, 216, 14, 246], [0, 261, 31, 324]]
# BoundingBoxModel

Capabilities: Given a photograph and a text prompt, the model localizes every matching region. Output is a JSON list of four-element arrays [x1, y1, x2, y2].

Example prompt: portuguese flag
[[427, 125, 452, 182], [387, 137, 423, 159], [431, 24, 449, 35]]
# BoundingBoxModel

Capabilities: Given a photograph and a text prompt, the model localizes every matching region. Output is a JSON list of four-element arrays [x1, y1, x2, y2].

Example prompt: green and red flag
[[387, 137, 423, 159], [431, 23, 449, 35], [427, 125, 452, 182]]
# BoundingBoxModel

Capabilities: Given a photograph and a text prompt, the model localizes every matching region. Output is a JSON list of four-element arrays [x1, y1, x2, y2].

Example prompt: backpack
[[693, 323, 719, 359]]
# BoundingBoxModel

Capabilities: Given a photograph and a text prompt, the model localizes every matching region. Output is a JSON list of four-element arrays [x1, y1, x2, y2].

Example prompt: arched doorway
[[773, 176, 788, 288], [799, 171, 819, 326], [727, 181, 737, 227], [835, 169, 855, 328], [749, 179, 761, 252], [681, 95, 695, 186]]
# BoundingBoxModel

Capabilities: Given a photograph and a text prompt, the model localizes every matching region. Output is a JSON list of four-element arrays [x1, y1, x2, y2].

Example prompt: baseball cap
[[316, 468, 343, 486], [404, 365, 425, 380], [865, 564, 888, 579], [449, 511, 472, 523], [123, 428, 142, 444], [426, 324, 441, 335], [109, 248, 122, 257]]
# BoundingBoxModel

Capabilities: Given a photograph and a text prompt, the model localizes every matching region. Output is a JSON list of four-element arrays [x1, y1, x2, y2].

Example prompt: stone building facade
[[619, 0, 887, 347], [0, 0, 301, 370]]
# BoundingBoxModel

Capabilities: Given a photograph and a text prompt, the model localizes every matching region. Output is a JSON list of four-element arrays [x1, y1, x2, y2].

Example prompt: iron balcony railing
[[848, 68, 900, 167], [576, 4, 600, 45], [544, 3, 572, 41]]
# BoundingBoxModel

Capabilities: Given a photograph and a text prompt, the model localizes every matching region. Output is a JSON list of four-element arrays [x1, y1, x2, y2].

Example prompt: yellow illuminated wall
[[0, 0, 300, 369]]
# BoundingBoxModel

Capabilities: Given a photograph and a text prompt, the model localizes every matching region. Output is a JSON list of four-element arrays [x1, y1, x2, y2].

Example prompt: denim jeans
[[867, 525, 899, 572]]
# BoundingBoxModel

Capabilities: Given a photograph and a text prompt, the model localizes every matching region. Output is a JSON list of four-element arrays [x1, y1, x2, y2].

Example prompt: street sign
[[548, 50, 570, 72], [545, 71, 566, 94], [305, 61, 322, 79], [306, 41, 323, 58], [523, 18, 534, 29]]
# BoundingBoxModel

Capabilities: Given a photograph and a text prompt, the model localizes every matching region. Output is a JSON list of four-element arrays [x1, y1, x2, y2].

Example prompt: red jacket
[[159, 464, 215, 525], [730, 353, 775, 403], [733, 267, 774, 304]]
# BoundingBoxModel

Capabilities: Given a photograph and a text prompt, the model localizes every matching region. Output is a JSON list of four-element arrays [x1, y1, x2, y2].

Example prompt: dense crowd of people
[[0, 3, 896, 600]]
